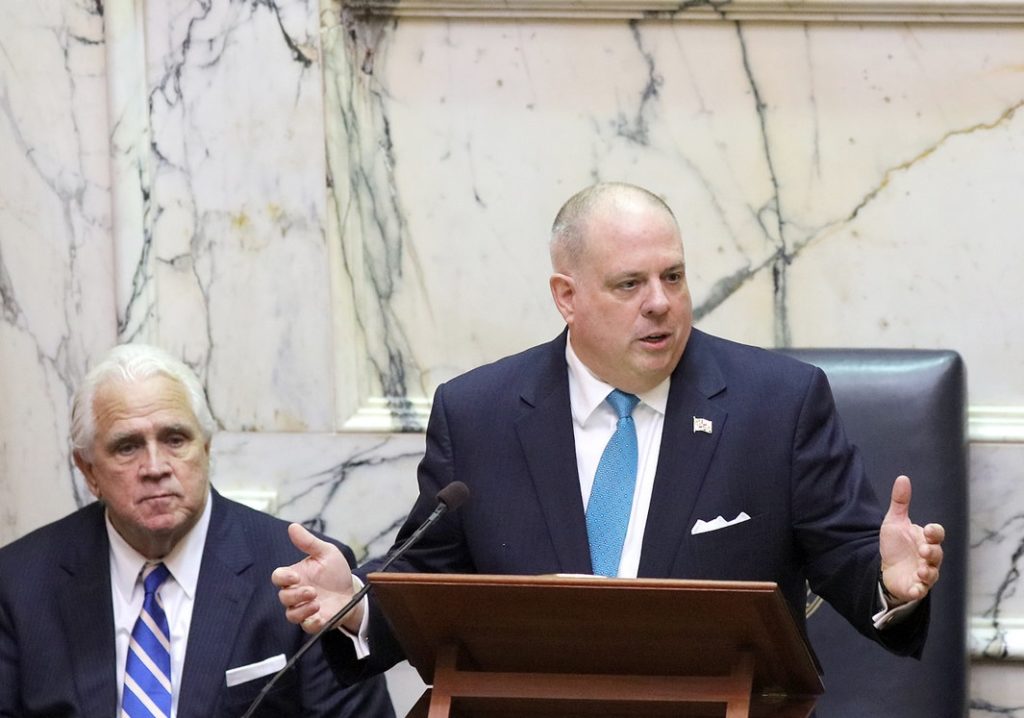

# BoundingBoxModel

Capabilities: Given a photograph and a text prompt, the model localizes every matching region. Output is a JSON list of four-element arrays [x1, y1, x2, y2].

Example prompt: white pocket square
[[691, 511, 751, 535], [225, 653, 286, 687]]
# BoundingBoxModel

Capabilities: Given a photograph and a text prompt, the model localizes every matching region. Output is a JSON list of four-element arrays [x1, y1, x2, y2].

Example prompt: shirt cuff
[[336, 575, 373, 659], [872, 581, 921, 629]]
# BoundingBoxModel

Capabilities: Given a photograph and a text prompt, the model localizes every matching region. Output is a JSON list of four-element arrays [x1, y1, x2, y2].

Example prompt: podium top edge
[[367, 572, 779, 592]]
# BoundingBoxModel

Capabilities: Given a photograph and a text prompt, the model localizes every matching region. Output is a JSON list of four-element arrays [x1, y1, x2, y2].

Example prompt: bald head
[[550, 182, 681, 273]]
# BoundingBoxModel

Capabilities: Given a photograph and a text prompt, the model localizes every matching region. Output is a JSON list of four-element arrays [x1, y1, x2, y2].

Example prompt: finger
[[924, 523, 946, 544], [918, 538, 943, 560], [917, 565, 939, 587], [920, 536, 935, 556], [885, 475, 912, 521], [287, 522, 334, 559], [285, 599, 321, 627], [271, 566, 300, 589], [277, 584, 316, 609]]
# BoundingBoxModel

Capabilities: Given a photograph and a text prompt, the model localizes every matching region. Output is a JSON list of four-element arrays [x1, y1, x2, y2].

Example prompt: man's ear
[[73, 450, 101, 499], [549, 273, 576, 324]]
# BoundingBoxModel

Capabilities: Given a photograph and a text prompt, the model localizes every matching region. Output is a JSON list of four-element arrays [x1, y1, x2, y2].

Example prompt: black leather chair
[[779, 349, 968, 717]]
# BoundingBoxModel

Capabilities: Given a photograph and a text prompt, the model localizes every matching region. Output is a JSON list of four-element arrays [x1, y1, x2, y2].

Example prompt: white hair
[[71, 344, 216, 458]]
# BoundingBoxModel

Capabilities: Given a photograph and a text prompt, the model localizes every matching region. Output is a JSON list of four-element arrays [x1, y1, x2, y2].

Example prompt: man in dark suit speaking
[[0, 344, 395, 717], [273, 182, 946, 684]]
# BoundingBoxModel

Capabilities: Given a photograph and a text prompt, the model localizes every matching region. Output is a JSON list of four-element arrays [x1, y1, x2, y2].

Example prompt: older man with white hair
[[0, 343, 395, 718]]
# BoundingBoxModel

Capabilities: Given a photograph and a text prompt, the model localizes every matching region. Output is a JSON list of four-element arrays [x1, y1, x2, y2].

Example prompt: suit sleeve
[[791, 367, 928, 656], [322, 382, 475, 685], [263, 526, 394, 718], [298, 638, 394, 718]]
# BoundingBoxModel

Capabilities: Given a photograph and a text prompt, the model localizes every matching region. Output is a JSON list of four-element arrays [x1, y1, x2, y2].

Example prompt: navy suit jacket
[[324, 328, 928, 682], [0, 490, 395, 718]]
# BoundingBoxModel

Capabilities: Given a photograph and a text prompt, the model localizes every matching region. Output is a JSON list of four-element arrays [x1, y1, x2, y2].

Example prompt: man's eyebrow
[[158, 423, 196, 437], [104, 430, 143, 450], [608, 262, 685, 281]]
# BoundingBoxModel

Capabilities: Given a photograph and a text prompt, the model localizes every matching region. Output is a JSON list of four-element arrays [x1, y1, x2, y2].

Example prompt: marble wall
[[2, 0, 1023, 714]]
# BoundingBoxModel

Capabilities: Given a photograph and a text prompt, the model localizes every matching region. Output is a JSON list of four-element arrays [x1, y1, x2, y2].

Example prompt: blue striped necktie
[[123, 562, 172, 718], [586, 389, 641, 577]]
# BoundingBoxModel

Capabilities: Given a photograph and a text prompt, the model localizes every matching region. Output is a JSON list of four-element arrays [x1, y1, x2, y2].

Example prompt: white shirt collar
[[107, 489, 213, 602], [565, 333, 670, 426]]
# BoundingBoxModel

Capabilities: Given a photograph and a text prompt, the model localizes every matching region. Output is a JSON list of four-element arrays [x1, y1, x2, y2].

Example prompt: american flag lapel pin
[[693, 416, 713, 434]]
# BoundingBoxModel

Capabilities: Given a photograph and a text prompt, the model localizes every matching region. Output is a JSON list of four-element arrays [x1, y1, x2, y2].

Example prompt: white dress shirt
[[107, 491, 212, 718], [565, 338, 669, 578]]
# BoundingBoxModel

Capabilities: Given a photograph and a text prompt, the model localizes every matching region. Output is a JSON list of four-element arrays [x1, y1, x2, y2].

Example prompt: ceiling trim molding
[[336, 0, 1024, 24]]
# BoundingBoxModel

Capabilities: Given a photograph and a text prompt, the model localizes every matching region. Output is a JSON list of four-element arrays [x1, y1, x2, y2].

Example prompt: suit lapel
[[58, 504, 119, 716], [178, 492, 254, 717], [639, 330, 728, 577], [515, 333, 593, 574]]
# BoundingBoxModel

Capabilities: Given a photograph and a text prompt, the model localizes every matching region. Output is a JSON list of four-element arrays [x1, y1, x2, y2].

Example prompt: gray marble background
[[2, 0, 1023, 713]]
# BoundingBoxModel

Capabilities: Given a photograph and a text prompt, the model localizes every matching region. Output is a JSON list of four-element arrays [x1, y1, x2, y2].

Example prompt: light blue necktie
[[586, 389, 641, 577], [123, 562, 172, 718]]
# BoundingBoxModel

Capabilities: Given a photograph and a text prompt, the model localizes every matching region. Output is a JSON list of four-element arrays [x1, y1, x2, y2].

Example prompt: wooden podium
[[368, 573, 823, 718]]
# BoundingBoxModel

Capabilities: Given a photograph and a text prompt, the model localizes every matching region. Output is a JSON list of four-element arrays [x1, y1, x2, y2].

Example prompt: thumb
[[287, 522, 332, 559], [886, 474, 912, 523]]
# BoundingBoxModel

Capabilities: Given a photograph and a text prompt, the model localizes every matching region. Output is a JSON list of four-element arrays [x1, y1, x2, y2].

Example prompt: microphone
[[240, 481, 470, 718]]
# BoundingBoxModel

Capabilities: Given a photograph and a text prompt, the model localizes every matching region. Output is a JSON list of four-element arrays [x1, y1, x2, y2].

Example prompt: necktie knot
[[606, 389, 639, 420], [142, 562, 170, 595]]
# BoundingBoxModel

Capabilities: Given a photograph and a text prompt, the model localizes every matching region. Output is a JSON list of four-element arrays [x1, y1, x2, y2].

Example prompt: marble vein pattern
[[970, 444, 1024, 659], [127, 0, 336, 433], [970, 660, 1024, 717], [211, 431, 425, 560], [322, 9, 430, 431], [320, 16, 1024, 426], [0, 0, 117, 541]]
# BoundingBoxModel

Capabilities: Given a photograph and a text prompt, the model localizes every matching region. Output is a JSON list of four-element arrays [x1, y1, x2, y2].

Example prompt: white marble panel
[[104, 0, 151, 343], [129, 0, 336, 432], [786, 28, 1024, 407], [971, 660, 1024, 717], [211, 431, 424, 560], [322, 15, 1024, 432], [970, 443, 1024, 660], [0, 0, 118, 542]]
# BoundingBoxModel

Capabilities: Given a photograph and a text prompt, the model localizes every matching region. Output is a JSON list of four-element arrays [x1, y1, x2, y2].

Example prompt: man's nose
[[643, 282, 670, 315], [139, 443, 170, 477]]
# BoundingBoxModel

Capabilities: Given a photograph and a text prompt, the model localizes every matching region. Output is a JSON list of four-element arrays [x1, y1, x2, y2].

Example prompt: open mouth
[[640, 333, 671, 346]]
